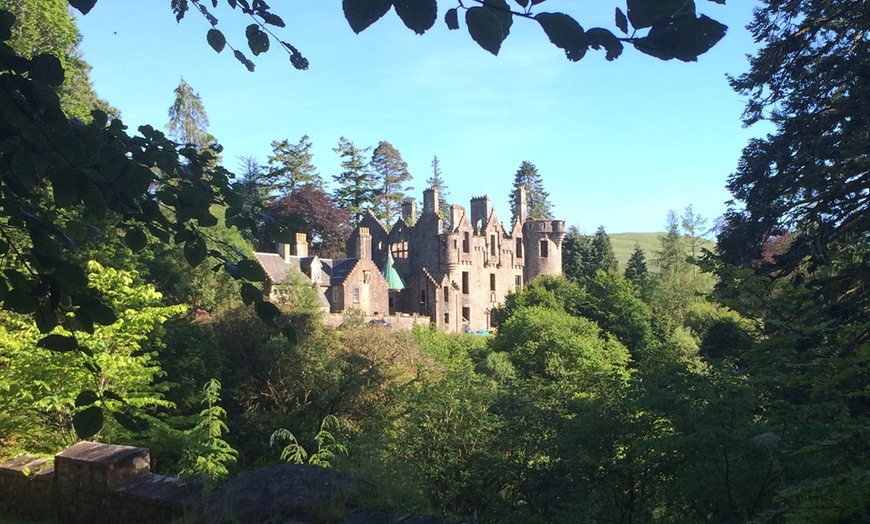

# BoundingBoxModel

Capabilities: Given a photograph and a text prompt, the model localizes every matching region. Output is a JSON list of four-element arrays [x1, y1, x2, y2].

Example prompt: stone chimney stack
[[293, 232, 308, 258], [282, 242, 291, 262], [470, 195, 491, 232], [356, 227, 372, 261], [401, 198, 417, 225], [423, 187, 439, 215], [515, 185, 527, 224], [450, 204, 464, 231]]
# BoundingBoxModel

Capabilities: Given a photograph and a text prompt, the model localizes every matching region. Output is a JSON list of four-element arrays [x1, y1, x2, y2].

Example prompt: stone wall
[[0, 442, 194, 523]]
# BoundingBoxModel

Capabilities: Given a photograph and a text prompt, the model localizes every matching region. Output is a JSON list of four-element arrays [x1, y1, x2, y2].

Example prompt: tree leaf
[[184, 236, 208, 267], [81, 302, 117, 326], [241, 282, 263, 305], [207, 28, 226, 53], [587, 28, 623, 61], [112, 411, 147, 433], [238, 259, 266, 281], [255, 300, 281, 326], [75, 390, 99, 408], [536, 13, 587, 61], [29, 54, 65, 86], [515, 0, 529, 7], [245, 24, 269, 56], [343, 0, 392, 34], [261, 12, 285, 27], [393, 0, 437, 35], [35, 302, 58, 333], [634, 14, 726, 62], [466, 7, 506, 56], [125, 228, 147, 252], [233, 49, 256, 71], [627, 0, 695, 30], [73, 406, 103, 439], [444, 8, 459, 30], [68, 0, 97, 15], [37, 334, 78, 352], [615, 7, 628, 34]]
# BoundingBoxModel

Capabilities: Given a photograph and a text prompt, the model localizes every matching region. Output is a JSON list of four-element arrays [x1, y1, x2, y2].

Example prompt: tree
[[624, 242, 649, 288], [370, 140, 413, 226], [166, 78, 219, 162], [427, 155, 451, 219], [508, 161, 552, 223], [680, 204, 707, 276], [268, 135, 323, 195], [267, 184, 352, 259], [591, 225, 618, 273], [654, 210, 686, 276], [2, 0, 115, 121], [332, 136, 377, 227], [561, 226, 616, 285]]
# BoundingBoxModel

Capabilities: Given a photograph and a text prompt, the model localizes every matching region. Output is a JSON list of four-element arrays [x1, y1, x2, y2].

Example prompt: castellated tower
[[522, 219, 566, 282]]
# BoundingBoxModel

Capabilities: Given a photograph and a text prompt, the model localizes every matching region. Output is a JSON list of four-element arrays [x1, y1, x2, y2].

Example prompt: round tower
[[522, 219, 566, 282]]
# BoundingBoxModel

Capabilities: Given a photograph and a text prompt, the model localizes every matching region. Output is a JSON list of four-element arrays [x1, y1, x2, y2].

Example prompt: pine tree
[[167, 78, 219, 162], [332, 137, 377, 227], [591, 225, 618, 273], [427, 155, 451, 219], [509, 161, 553, 223], [268, 135, 323, 195], [371, 141, 413, 226], [624, 242, 648, 288], [654, 210, 686, 275]]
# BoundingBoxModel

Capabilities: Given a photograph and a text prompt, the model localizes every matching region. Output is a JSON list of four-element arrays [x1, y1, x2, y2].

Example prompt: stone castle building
[[255, 186, 566, 333]]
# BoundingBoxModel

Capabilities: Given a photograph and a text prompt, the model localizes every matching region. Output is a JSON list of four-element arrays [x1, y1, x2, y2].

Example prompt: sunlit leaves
[[343, 0, 392, 34]]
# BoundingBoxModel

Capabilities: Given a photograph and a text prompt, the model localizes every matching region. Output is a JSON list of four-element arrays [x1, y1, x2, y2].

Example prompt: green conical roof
[[383, 252, 405, 290]]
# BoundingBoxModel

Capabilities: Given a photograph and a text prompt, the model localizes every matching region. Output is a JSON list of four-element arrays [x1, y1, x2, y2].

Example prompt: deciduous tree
[[267, 184, 352, 258]]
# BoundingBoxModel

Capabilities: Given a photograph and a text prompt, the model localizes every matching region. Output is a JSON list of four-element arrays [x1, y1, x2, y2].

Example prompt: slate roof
[[254, 253, 294, 283], [321, 258, 359, 286]]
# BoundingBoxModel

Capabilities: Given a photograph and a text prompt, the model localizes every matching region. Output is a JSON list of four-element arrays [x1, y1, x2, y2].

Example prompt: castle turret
[[522, 219, 566, 282], [514, 186, 527, 224], [470, 195, 490, 233]]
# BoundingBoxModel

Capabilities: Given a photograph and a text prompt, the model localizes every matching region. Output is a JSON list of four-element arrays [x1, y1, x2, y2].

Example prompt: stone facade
[[256, 186, 565, 333]]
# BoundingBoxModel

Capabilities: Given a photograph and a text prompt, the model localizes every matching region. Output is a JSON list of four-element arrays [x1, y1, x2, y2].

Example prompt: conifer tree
[[624, 243, 648, 288], [332, 137, 377, 226], [654, 211, 686, 275], [427, 155, 451, 219], [371, 141, 413, 226], [509, 161, 553, 223], [591, 225, 618, 273], [167, 78, 220, 163], [268, 135, 323, 195]]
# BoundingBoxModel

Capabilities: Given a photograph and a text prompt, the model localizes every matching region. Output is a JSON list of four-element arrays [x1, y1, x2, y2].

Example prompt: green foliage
[[178, 378, 238, 482], [0, 262, 183, 452], [268, 135, 323, 195], [370, 140, 413, 225], [426, 155, 451, 221], [624, 241, 649, 288], [166, 78, 219, 163], [508, 160, 552, 223], [332, 137, 376, 227], [562, 225, 618, 285], [271, 415, 347, 468]]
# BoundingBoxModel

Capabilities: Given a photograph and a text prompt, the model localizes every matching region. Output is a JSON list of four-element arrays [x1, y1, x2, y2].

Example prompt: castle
[[254, 186, 566, 333]]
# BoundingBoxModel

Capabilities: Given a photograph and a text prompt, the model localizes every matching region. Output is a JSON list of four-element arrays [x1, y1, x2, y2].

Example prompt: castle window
[[516, 238, 523, 258], [462, 272, 469, 294], [462, 307, 470, 323], [540, 239, 549, 258], [462, 232, 470, 253], [490, 234, 496, 256], [444, 312, 449, 324], [443, 287, 449, 302], [515, 275, 522, 289], [420, 289, 427, 306], [363, 270, 371, 284], [490, 274, 496, 291], [353, 288, 360, 303], [392, 241, 408, 259]]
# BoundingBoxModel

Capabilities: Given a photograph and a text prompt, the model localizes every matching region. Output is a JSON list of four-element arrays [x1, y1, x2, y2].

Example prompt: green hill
[[609, 232, 715, 272]]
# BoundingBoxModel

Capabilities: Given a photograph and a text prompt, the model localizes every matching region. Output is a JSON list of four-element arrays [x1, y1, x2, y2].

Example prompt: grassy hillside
[[609, 233, 715, 272]]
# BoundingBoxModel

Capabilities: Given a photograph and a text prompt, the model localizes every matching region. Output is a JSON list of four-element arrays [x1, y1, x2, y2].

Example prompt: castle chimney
[[515, 186, 527, 224], [470, 195, 491, 232], [293, 232, 308, 258], [356, 227, 372, 261], [423, 187, 439, 215], [401, 199, 417, 225], [282, 243, 291, 262], [450, 204, 464, 231]]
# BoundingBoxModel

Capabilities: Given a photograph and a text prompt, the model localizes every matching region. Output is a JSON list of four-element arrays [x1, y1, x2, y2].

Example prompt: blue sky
[[75, 1, 765, 234]]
